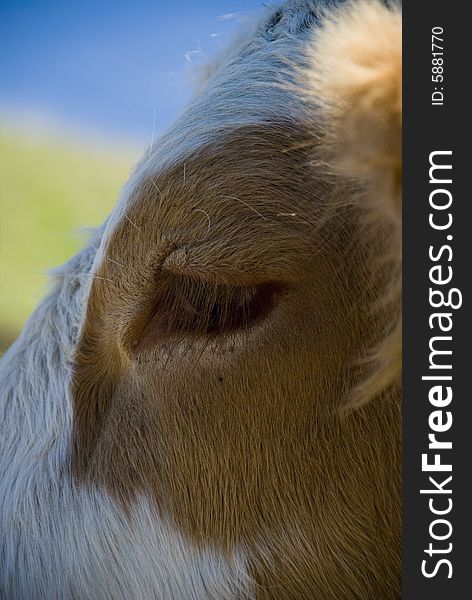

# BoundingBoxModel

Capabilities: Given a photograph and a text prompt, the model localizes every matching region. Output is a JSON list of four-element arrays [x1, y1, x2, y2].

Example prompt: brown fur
[[72, 122, 401, 598]]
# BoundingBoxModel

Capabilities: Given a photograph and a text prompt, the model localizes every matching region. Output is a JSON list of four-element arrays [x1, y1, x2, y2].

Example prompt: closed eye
[[132, 273, 286, 349]]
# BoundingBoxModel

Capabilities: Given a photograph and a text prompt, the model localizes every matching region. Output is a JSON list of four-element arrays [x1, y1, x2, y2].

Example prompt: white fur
[[0, 231, 250, 599], [0, 2, 338, 597]]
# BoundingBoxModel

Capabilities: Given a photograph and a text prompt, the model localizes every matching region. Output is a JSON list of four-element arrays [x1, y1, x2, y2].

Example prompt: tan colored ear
[[307, 0, 402, 224], [306, 0, 402, 406]]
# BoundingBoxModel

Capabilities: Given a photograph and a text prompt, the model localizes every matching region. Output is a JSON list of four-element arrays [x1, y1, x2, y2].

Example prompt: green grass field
[[0, 129, 138, 351]]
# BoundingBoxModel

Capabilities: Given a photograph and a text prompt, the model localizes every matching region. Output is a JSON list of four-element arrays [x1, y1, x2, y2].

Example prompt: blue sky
[[0, 0, 266, 146]]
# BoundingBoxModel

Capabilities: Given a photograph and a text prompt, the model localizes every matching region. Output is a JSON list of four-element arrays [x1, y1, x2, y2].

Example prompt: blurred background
[[0, 0, 262, 352]]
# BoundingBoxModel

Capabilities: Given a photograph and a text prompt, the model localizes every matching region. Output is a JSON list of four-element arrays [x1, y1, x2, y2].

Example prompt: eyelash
[[135, 273, 285, 345]]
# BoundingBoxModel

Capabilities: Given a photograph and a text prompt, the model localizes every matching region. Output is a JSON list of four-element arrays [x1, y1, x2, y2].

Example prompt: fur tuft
[[306, 0, 402, 407], [307, 0, 402, 222]]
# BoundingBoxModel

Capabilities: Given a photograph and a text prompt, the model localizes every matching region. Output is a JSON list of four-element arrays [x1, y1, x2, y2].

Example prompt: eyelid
[[125, 266, 290, 352], [162, 244, 296, 287]]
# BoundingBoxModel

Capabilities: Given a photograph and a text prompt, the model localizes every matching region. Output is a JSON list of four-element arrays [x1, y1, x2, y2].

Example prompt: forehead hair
[[91, 1, 336, 267]]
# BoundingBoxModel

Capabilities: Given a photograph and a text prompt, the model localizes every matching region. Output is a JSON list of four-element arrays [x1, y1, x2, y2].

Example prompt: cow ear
[[306, 0, 402, 226], [305, 0, 402, 407]]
